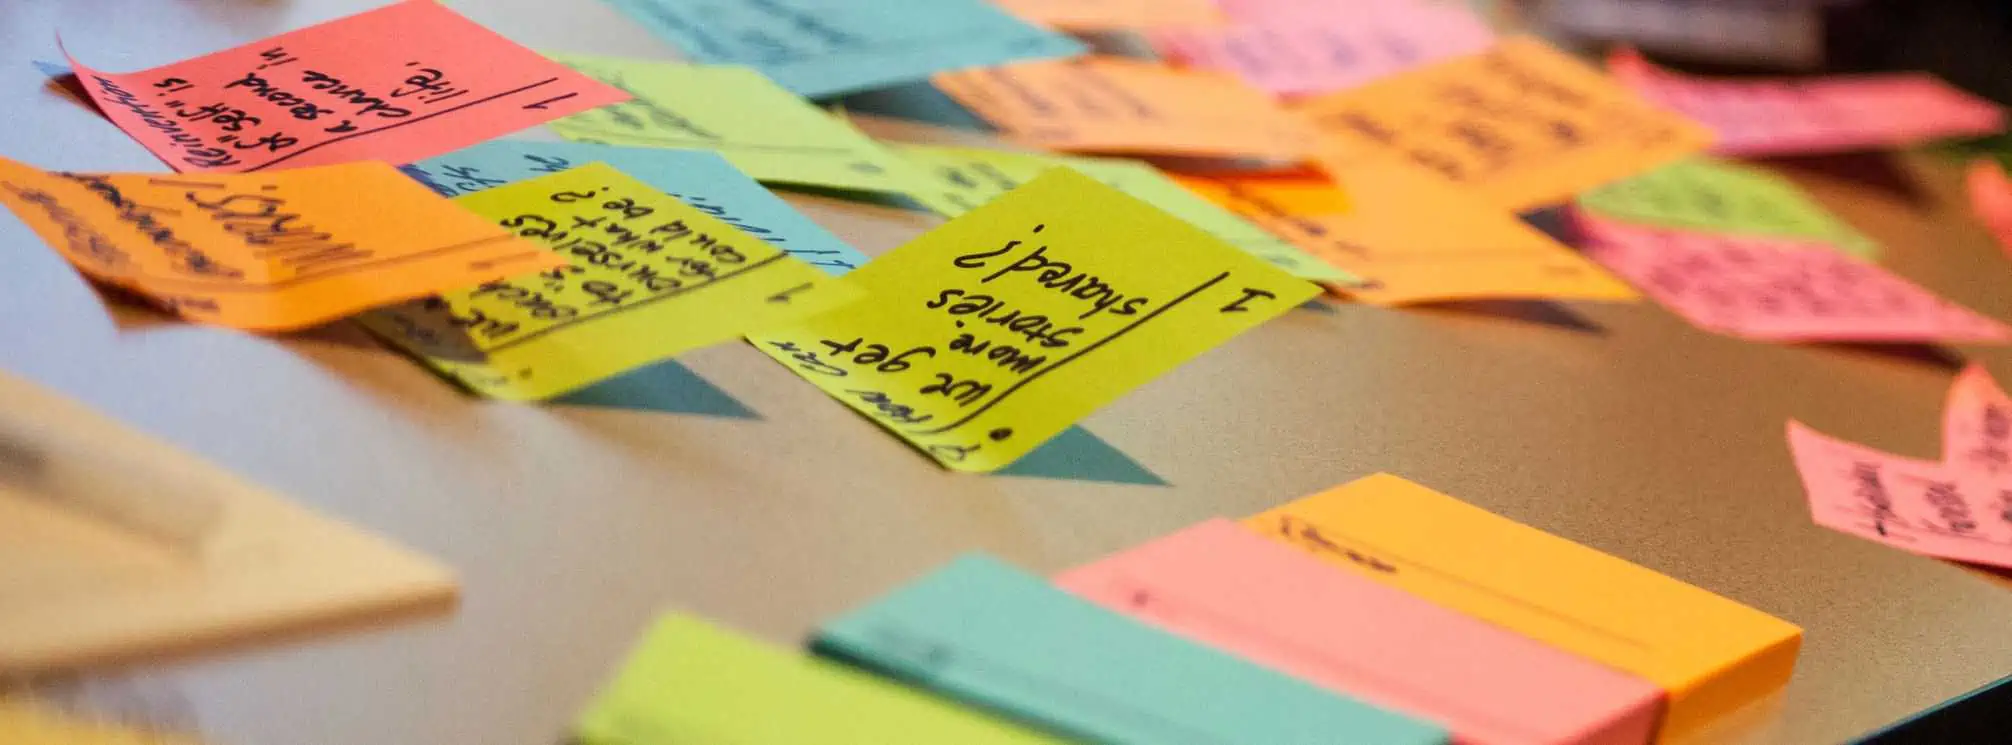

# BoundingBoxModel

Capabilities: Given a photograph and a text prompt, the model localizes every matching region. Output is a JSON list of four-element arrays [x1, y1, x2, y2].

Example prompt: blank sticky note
[[1060, 519, 1663, 745], [1249, 474, 1802, 742], [813, 554, 1448, 745], [1577, 158, 1877, 259]]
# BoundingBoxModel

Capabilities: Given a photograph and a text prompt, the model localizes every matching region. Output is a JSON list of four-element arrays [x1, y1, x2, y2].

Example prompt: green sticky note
[[547, 55, 958, 214], [813, 554, 1449, 745], [897, 144, 1357, 282], [574, 614, 1066, 745], [1577, 158, 1879, 259]]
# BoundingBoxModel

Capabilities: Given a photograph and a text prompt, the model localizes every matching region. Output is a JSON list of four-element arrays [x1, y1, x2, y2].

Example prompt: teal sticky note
[[402, 140, 869, 275], [595, 0, 1084, 98], [553, 359, 757, 419], [996, 426, 1163, 486], [813, 555, 1449, 745]]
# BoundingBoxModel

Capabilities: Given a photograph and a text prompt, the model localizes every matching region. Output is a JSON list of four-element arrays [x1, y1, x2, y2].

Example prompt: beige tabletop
[[5, 1, 2012, 743]]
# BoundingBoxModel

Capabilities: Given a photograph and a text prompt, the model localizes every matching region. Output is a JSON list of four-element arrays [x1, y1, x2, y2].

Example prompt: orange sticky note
[[66, 0, 627, 173], [1175, 165, 1638, 304], [993, 0, 1225, 30], [0, 156, 558, 331], [933, 56, 1316, 162], [1295, 37, 1713, 210], [1968, 159, 2012, 258]]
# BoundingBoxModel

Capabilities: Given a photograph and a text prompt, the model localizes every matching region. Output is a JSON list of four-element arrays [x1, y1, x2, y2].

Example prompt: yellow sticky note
[[358, 163, 854, 401], [0, 698, 200, 745], [0, 157, 560, 331], [751, 169, 1317, 472], [1249, 474, 1803, 741], [1295, 37, 1713, 210], [897, 144, 1353, 282], [546, 55, 955, 214], [1177, 164, 1638, 304]]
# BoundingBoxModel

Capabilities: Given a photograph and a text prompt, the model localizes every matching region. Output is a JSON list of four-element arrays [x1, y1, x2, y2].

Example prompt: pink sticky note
[[1577, 213, 2012, 344], [1608, 49, 2004, 157], [1787, 421, 2012, 569], [65, 0, 628, 172], [1057, 519, 1664, 745], [1150, 5, 1495, 97], [1944, 365, 2012, 479]]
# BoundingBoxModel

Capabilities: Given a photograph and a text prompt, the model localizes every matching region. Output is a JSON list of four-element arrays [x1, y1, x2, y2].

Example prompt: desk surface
[[5, 1, 2012, 744]]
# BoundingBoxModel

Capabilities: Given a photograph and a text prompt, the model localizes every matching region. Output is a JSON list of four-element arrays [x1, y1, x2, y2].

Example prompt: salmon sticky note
[[1578, 158, 1877, 259], [897, 144, 1352, 281], [1250, 473, 1803, 742], [1788, 421, 2012, 570], [932, 56, 1318, 162], [994, 0, 1225, 30], [356, 163, 855, 401], [1578, 214, 2010, 344], [1177, 166, 1638, 304], [1609, 50, 2005, 158], [1149, 4, 1496, 98], [547, 56, 953, 214], [751, 168, 1317, 472], [1059, 519, 1665, 745], [1297, 37, 1713, 210], [575, 615, 1065, 745], [0, 156, 558, 331], [1943, 365, 2012, 479], [1968, 159, 2012, 258], [813, 554, 1448, 745], [65, 0, 626, 173]]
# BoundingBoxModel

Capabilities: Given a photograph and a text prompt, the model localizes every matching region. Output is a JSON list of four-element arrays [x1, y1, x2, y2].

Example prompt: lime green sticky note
[[546, 55, 958, 214], [574, 614, 1065, 745], [1576, 158, 1879, 259], [898, 143, 1356, 282], [357, 163, 856, 401], [751, 169, 1319, 472]]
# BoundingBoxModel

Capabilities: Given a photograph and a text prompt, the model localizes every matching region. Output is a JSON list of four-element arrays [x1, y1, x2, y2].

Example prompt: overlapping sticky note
[[1968, 159, 2012, 258], [1250, 474, 1803, 742], [574, 614, 1065, 745], [1149, 2, 1496, 98], [357, 163, 854, 400], [1944, 364, 2012, 479], [750, 169, 1317, 472], [64, 0, 625, 172], [897, 144, 1351, 281], [1787, 421, 2012, 570], [1577, 213, 2010, 344], [1296, 38, 1713, 210], [0, 156, 560, 331], [1177, 165, 1639, 304], [993, 0, 1224, 30], [1059, 519, 1665, 745], [932, 56, 1318, 162], [594, 0, 1084, 99], [545, 56, 953, 213], [1579, 158, 1878, 259], [404, 140, 870, 275], [813, 554, 1448, 745], [1609, 49, 2005, 157]]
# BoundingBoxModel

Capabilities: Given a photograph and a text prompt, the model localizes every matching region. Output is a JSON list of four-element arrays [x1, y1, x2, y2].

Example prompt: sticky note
[[356, 163, 853, 400], [574, 614, 1064, 745], [64, 0, 625, 173], [1943, 365, 2012, 479], [1579, 158, 1877, 258], [750, 169, 1317, 472], [1176, 165, 1639, 304], [1609, 49, 2005, 157], [0, 697, 201, 745], [1968, 159, 2012, 258], [1249, 473, 1803, 742], [993, 0, 1225, 30], [1296, 37, 1713, 210], [932, 56, 1318, 162], [813, 554, 1448, 745], [1788, 421, 2012, 570], [897, 144, 1352, 281], [1577, 213, 2010, 344], [1149, 4, 1496, 98], [1059, 519, 1664, 745], [0, 156, 559, 331], [403, 140, 869, 275], [546, 56, 952, 213], [593, 0, 1084, 99]]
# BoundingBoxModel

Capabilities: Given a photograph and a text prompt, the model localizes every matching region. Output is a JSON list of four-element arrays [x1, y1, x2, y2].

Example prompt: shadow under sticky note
[[993, 426, 1165, 486], [550, 360, 758, 419]]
